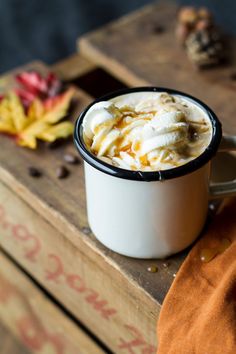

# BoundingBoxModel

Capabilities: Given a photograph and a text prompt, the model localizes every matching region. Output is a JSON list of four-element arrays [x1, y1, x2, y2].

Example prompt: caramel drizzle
[[87, 103, 212, 170]]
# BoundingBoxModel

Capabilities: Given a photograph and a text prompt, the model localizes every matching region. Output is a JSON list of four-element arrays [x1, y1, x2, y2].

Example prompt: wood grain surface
[[79, 1, 236, 135], [0, 251, 106, 354], [0, 178, 160, 352], [52, 53, 96, 81], [0, 321, 31, 354]]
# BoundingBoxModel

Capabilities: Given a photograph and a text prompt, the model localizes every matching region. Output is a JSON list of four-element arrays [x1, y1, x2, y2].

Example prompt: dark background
[[0, 0, 235, 73]]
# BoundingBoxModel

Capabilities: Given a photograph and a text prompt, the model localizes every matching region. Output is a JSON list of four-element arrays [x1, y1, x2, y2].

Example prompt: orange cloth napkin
[[157, 198, 236, 354]]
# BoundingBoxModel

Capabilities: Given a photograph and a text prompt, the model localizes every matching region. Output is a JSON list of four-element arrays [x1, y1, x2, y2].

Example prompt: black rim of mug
[[74, 87, 222, 182]]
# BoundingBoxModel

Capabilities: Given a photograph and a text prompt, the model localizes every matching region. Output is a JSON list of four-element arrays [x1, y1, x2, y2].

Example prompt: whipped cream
[[82, 92, 212, 171]]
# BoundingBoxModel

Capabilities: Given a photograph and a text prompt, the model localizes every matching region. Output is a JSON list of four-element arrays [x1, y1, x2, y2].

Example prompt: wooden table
[[1, 2, 236, 353]]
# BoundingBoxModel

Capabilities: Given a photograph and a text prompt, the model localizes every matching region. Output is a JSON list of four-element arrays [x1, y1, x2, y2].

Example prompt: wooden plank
[[0, 251, 105, 354], [51, 54, 96, 81], [0, 179, 159, 352], [79, 1, 236, 135], [0, 321, 31, 354], [0, 151, 236, 354]]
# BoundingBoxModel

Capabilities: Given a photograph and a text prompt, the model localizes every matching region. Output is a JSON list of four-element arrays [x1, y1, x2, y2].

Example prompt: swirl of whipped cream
[[82, 101, 122, 156], [82, 92, 211, 171], [139, 111, 188, 156]]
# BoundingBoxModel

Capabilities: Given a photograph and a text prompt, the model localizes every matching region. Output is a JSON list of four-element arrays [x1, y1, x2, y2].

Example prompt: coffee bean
[[153, 25, 165, 34], [63, 153, 80, 165], [147, 265, 158, 273], [28, 166, 42, 178], [56, 166, 70, 179]]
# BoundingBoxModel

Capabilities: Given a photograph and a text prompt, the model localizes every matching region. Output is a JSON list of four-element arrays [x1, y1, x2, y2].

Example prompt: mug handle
[[209, 135, 236, 198]]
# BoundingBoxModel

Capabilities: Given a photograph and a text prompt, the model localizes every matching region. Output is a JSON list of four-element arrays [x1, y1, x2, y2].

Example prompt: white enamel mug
[[74, 87, 236, 259]]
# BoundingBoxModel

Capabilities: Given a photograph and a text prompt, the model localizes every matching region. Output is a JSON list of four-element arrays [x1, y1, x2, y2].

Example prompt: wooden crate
[[0, 250, 105, 354]]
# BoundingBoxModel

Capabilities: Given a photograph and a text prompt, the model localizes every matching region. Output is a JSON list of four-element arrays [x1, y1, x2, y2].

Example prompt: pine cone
[[185, 28, 224, 68], [178, 6, 198, 26]]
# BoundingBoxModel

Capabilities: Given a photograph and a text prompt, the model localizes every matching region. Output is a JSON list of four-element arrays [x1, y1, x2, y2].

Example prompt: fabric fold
[[157, 198, 236, 354]]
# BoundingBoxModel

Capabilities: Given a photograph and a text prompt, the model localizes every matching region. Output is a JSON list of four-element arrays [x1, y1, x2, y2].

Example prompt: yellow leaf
[[42, 88, 74, 124], [0, 96, 11, 119], [6, 92, 28, 132], [0, 121, 16, 134], [0, 85, 75, 149], [28, 99, 44, 121], [0, 96, 17, 134], [18, 121, 50, 149], [37, 121, 74, 142], [17, 135, 37, 149]]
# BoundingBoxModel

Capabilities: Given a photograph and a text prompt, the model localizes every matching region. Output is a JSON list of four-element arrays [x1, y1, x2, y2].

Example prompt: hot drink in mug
[[74, 87, 236, 258]]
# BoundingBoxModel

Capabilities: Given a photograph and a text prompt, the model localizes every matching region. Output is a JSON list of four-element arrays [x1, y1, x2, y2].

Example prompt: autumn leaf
[[0, 120, 16, 134], [15, 71, 62, 107], [37, 122, 74, 142], [8, 92, 29, 131], [16, 71, 48, 95], [18, 121, 50, 149], [0, 92, 28, 133], [0, 87, 75, 149], [27, 99, 44, 120], [42, 88, 74, 123]]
